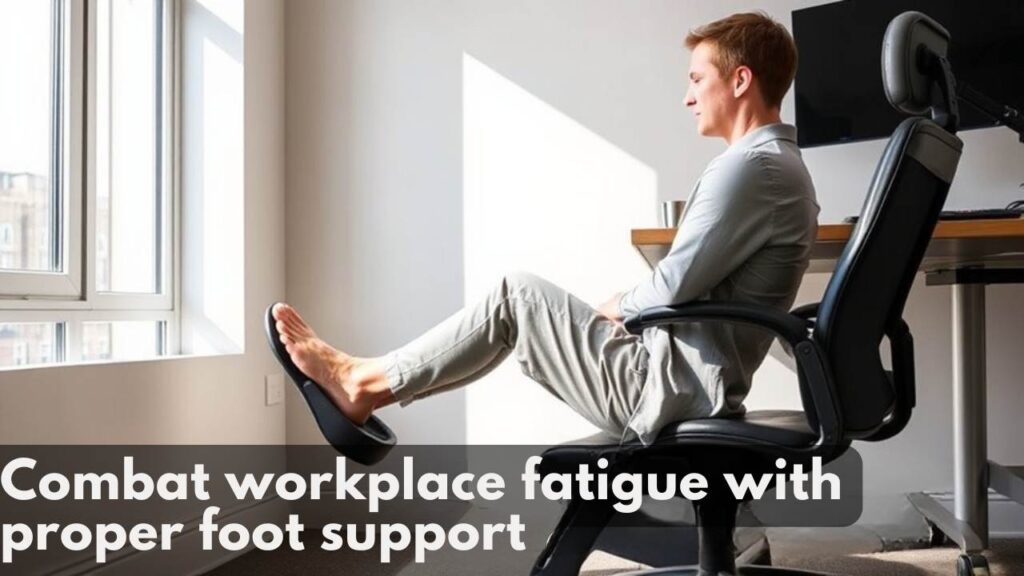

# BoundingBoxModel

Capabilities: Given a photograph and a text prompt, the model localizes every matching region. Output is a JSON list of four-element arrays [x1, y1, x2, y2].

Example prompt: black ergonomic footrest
[[264, 303, 397, 465]]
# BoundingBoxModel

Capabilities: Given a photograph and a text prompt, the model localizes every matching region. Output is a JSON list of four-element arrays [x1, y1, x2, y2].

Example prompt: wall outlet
[[265, 374, 285, 406]]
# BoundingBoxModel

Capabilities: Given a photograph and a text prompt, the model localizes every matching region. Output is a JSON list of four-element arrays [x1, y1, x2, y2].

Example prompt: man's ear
[[733, 66, 753, 98]]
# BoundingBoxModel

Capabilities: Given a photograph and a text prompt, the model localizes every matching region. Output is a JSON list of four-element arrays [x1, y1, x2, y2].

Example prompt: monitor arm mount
[[959, 83, 1024, 144], [919, 45, 1024, 143]]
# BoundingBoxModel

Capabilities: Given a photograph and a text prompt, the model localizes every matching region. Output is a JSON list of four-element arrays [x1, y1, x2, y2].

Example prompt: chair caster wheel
[[956, 553, 989, 576]]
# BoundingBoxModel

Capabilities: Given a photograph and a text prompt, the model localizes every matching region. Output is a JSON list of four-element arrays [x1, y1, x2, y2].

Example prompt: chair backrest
[[811, 12, 964, 440]]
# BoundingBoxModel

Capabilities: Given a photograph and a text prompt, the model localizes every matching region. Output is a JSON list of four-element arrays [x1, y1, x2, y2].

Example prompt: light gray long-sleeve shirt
[[619, 123, 819, 445]]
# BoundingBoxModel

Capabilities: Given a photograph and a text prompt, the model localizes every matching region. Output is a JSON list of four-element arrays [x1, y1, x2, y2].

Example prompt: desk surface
[[632, 218, 1024, 273]]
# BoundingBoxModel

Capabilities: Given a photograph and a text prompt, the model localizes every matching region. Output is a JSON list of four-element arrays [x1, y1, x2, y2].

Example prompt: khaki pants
[[383, 272, 649, 442]]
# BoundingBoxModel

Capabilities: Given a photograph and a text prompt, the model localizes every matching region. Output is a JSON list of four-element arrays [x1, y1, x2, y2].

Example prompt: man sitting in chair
[[272, 11, 819, 446]]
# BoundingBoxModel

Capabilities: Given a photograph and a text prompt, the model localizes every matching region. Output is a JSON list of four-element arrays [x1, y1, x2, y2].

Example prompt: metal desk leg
[[952, 283, 988, 550], [911, 268, 1024, 552], [909, 281, 987, 553]]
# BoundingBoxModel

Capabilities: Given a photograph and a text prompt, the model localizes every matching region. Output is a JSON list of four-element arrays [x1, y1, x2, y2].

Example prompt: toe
[[278, 315, 299, 338], [276, 307, 313, 338], [282, 319, 308, 341], [281, 310, 302, 329], [284, 311, 314, 338], [276, 305, 299, 325]]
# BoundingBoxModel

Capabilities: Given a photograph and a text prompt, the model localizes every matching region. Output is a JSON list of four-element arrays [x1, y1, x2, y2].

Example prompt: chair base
[[616, 565, 837, 576]]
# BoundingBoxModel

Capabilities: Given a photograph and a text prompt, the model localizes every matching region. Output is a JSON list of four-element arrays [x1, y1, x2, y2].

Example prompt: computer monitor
[[792, 0, 1024, 148]]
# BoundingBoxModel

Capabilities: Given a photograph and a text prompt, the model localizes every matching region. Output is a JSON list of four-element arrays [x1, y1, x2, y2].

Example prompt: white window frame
[[0, 0, 180, 365], [0, 0, 83, 299], [85, 0, 176, 313]]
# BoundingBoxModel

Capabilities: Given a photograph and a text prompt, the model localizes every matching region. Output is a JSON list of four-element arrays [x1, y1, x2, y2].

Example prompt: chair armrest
[[623, 301, 843, 451], [623, 301, 811, 346], [865, 318, 916, 441], [785, 301, 916, 441], [790, 302, 820, 322], [751, 301, 916, 444]]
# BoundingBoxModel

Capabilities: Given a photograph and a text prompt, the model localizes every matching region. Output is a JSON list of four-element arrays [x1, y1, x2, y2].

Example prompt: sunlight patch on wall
[[181, 1, 244, 354], [462, 53, 657, 444]]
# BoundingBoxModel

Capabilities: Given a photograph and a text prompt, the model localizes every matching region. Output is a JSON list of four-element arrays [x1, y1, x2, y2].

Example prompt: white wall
[[283, 0, 1024, 528], [283, 0, 467, 444]]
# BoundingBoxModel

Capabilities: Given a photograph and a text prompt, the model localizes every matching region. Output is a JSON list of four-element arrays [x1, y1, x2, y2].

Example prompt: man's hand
[[597, 292, 625, 326]]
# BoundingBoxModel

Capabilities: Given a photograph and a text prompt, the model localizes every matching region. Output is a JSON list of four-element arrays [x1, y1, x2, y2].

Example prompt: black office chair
[[529, 12, 965, 576]]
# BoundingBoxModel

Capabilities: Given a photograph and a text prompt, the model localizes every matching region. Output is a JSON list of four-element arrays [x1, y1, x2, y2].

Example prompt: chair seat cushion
[[653, 410, 816, 448], [538, 410, 817, 475]]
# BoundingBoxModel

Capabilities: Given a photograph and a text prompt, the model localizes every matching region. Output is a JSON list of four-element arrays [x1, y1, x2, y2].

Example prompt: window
[[0, 0, 177, 369], [81, 320, 165, 361], [0, 223, 13, 249], [0, 0, 77, 292], [95, 0, 169, 296], [0, 323, 64, 367]]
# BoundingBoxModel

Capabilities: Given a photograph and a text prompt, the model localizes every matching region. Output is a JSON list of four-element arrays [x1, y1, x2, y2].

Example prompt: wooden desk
[[631, 217, 1024, 554], [631, 218, 1024, 272]]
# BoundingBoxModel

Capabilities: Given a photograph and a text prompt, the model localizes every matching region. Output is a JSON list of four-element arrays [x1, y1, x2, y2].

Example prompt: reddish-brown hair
[[685, 12, 797, 109]]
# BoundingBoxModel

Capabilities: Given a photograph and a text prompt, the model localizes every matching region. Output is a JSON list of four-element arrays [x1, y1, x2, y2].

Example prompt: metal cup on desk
[[660, 200, 686, 228]]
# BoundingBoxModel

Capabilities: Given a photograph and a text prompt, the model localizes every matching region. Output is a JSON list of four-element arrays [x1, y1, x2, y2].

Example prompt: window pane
[[96, 0, 162, 293], [0, 0, 58, 273], [0, 322, 63, 367], [82, 321, 165, 362]]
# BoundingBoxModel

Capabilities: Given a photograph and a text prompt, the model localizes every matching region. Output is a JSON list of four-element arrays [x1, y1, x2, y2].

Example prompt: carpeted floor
[[204, 531, 1024, 576], [773, 538, 1023, 576]]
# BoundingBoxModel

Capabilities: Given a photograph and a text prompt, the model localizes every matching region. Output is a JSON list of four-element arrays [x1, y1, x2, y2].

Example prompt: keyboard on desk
[[937, 208, 1024, 221], [844, 208, 1024, 224]]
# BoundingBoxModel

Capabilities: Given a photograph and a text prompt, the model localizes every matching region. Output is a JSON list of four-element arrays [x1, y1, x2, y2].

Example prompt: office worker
[[272, 12, 819, 445]]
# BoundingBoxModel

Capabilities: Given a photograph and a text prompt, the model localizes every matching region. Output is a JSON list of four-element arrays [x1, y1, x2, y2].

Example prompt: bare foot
[[272, 303, 377, 425]]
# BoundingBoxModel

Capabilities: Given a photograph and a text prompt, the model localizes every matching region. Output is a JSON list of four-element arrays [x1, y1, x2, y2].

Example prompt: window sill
[[0, 349, 246, 374]]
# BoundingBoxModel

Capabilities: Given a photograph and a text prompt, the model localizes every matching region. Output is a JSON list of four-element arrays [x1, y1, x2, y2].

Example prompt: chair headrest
[[881, 11, 953, 117]]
